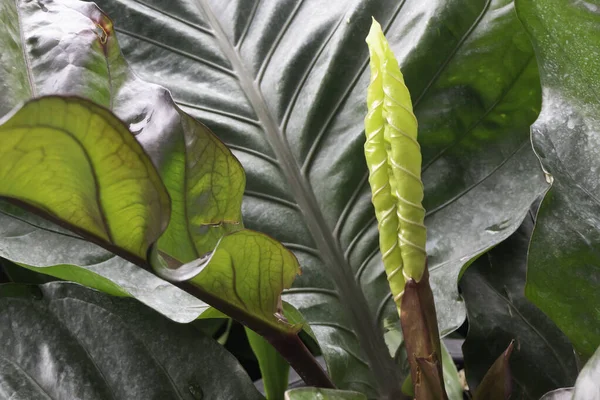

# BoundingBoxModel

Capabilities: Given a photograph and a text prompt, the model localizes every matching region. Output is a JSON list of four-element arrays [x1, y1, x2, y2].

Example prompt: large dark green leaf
[[0, 282, 263, 400], [94, 0, 547, 395], [461, 215, 578, 399], [516, 0, 600, 357]]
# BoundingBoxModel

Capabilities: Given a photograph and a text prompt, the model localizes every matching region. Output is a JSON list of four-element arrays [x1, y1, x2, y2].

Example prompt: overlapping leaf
[[0, 97, 170, 261], [516, 0, 600, 356], [94, 0, 547, 395], [461, 215, 578, 398], [541, 345, 600, 400], [0, 0, 301, 334], [0, 282, 263, 400]]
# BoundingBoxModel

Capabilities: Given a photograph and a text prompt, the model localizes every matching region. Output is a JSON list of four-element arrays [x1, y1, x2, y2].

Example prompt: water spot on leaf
[[484, 219, 511, 234]]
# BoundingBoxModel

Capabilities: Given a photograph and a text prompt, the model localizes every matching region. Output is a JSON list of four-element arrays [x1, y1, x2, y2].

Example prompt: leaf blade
[[0, 282, 263, 400], [0, 96, 170, 261], [516, 0, 600, 356]]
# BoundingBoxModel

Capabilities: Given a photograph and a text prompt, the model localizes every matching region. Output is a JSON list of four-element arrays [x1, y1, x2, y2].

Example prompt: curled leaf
[[364, 19, 426, 307]]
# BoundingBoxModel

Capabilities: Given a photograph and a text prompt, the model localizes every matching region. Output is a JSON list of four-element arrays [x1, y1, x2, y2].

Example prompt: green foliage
[[364, 19, 426, 304], [0, 282, 263, 399], [0, 97, 170, 261], [516, 0, 600, 357], [285, 388, 367, 400], [247, 328, 290, 400], [461, 216, 578, 398], [0, 0, 599, 398]]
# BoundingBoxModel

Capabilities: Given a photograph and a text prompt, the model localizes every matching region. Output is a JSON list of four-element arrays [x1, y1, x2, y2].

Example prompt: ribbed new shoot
[[364, 19, 426, 308]]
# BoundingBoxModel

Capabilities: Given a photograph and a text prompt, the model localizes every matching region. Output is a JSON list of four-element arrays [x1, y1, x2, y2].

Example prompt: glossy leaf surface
[[0, 282, 263, 400], [461, 216, 578, 398], [95, 0, 547, 394], [516, 0, 600, 356], [572, 345, 600, 399], [539, 388, 574, 400], [0, 97, 170, 261], [441, 342, 463, 400]]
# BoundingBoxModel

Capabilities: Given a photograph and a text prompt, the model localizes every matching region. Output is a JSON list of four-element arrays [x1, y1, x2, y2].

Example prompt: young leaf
[[364, 18, 426, 304], [285, 388, 367, 400], [365, 20, 426, 308], [247, 327, 291, 400], [0, 201, 209, 323], [516, 0, 600, 356], [0, 96, 170, 262], [159, 230, 302, 334], [441, 342, 463, 400], [473, 341, 514, 400]]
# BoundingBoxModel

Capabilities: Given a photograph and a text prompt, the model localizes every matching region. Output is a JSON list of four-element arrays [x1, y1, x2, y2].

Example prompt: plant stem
[[176, 281, 336, 389], [400, 266, 448, 399]]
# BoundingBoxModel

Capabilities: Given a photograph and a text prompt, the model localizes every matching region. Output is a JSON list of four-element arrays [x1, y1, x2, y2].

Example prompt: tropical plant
[[0, 0, 598, 399]]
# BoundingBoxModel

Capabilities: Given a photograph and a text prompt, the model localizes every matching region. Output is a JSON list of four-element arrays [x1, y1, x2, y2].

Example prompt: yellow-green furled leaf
[[0, 96, 170, 261], [364, 19, 426, 305]]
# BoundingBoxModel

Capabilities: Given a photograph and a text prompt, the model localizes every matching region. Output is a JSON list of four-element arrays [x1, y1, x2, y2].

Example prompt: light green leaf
[[247, 327, 290, 400], [0, 201, 209, 322], [177, 230, 301, 333], [0, 96, 170, 262], [285, 388, 367, 400], [0, 0, 285, 330], [364, 18, 426, 304], [516, 0, 600, 356], [441, 342, 463, 400]]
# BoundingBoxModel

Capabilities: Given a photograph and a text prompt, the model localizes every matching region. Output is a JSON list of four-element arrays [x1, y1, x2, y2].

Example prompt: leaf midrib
[[194, 0, 399, 395]]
